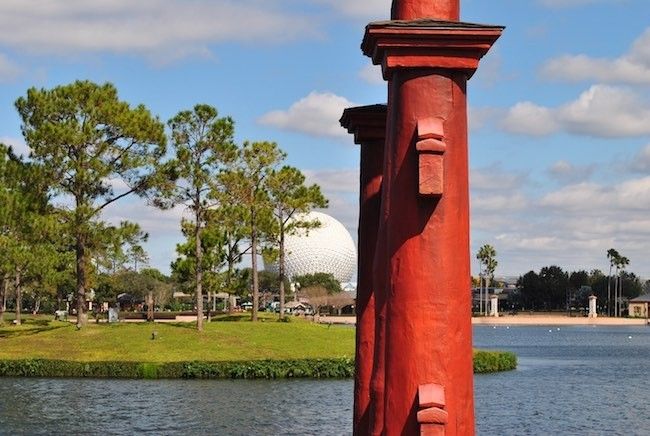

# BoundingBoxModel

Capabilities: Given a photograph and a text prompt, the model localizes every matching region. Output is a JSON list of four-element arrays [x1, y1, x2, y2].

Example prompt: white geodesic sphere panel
[[266, 211, 357, 283]]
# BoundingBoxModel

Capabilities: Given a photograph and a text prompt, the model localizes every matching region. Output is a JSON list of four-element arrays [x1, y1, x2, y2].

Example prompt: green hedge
[[0, 352, 515, 379], [473, 350, 517, 374], [0, 358, 355, 379]]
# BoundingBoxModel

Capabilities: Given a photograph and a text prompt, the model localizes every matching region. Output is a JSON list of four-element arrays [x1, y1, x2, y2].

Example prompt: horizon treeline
[[513, 266, 645, 312]]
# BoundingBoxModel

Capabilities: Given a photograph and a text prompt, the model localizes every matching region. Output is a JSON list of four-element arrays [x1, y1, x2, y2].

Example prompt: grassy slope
[[0, 315, 355, 362], [0, 315, 516, 374]]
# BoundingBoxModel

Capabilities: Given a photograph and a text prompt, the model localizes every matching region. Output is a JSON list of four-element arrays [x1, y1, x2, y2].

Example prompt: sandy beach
[[319, 315, 649, 326], [472, 314, 648, 326]]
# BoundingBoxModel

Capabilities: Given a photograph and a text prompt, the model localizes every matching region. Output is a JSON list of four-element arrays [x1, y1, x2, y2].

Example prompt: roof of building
[[629, 294, 650, 303], [285, 301, 308, 309]]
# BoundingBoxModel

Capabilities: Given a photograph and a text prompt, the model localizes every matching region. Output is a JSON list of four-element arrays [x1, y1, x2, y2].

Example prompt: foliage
[[219, 141, 286, 321], [0, 358, 355, 379], [516, 266, 642, 312], [154, 104, 236, 331], [299, 285, 353, 316], [266, 165, 328, 318], [0, 145, 67, 323], [473, 350, 517, 374], [477, 245, 498, 281], [294, 272, 342, 294], [94, 221, 149, 274], [15, 80, 166, 326], [96, 269, 171, 306], [255, 270, 289, 295], [517, 266, 567, 310]]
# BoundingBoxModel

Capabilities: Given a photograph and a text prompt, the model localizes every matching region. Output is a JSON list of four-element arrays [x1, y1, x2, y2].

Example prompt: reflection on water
[[0, 378, 353, 435], [0, 325, 648, 435]]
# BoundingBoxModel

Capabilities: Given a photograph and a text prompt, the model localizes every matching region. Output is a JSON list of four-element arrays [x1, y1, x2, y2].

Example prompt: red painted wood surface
[[342, 2, 502, 435], [392, 0, 459, 21], [340, 106, 387, 436], [381, 69, 474, 436]]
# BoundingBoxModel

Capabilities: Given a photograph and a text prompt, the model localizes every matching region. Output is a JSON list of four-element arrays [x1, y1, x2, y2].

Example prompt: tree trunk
[[147, 291, 154, 322], [227, 258, 234, 314], [195, 214, 204, 332], [478, 272, 485, 316], [278, 219, 286, 320], [613, 268, 619, 317], [478, 271, 483, 315], [76, 229, 88, 327], [33, 297, 41, 315], [14, 270, 22, 325], [607, 264, 612, 317], [618, 275, 623, 317], [251, 221, 259, 322], [0, 276, 7, 324], [207, 291, 212, 322], [485, 276, 491, 316]]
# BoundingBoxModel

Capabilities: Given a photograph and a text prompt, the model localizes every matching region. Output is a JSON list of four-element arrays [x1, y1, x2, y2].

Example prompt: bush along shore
[[473, 350, 518, 374], [0, 358, 355, 379], [0, 352, 515, 379]]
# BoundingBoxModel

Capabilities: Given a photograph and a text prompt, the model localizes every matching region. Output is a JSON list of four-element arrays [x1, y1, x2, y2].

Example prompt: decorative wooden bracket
[[416, 118, 445, 197], [418, 383, 447, 436]]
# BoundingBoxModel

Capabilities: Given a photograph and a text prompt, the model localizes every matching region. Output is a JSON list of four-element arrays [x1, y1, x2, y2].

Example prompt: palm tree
[[616, 255, 629, 317], [606, 248, 619, 317], [477, 245, 497, 316]]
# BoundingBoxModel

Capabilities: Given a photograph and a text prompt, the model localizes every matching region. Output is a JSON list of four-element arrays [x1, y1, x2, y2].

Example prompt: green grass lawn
[[0, 314, 515, 378], [0, 314, 355, 363]]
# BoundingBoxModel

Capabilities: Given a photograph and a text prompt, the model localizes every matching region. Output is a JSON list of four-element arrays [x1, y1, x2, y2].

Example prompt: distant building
[[628, 294, 650, 318]]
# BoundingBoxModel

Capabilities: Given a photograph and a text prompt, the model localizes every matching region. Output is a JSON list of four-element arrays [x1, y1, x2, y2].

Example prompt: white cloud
[[542, 28, 650, 84], [304, 168, 358, 194], [501, 85, 650, 138], [305, 167, 359, 232], [473, 49, 507, 88], [258, 91, 356, 139], [472, 193, 528, 213], [471, 165, 528, 192], [547, 160, 594, 184], [558, 85, 650, 137], [541, 177, 650, 212], [629, 144, 650, 173], [469, 157, 650, 276], [468, 107, 502, 131], [501, 102, 559, 136], [312, 0, 389, 19], [0, 136, 30, 157], [358, 63, 384, 85], [0, 53, 21, 82], [0, 0, 317, 61]]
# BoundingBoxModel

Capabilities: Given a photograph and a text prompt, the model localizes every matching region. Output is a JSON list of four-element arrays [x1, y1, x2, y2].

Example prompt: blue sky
[[1, 0, 649, 278]]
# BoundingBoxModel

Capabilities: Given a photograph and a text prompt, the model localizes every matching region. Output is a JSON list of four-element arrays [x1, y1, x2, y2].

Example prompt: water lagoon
[[474, 325, 650, 435], [0, 326, 648, 435]]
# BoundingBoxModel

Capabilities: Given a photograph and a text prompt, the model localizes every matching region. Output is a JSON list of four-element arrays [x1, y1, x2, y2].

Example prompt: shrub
[[473, 350, 517, 373], [0, 358, 355, 379], [0, 353, 515, 379]]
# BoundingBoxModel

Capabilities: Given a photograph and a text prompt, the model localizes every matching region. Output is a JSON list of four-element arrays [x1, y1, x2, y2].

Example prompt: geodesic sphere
[[265, 211, 357, 283]]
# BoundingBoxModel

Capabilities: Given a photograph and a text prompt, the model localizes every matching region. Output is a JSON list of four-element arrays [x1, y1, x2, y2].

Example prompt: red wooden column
[[391, 0, 459, 20], [362, 19, 503, 435], [340, 104, 387, 436]]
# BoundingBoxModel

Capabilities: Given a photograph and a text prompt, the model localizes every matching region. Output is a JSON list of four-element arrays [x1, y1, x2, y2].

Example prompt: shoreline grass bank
[[0, 315, 515, 378]]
